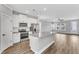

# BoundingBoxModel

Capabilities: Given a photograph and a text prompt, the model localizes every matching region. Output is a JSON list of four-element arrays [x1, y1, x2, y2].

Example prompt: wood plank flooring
[[2, 34, 79, 54], [2, 40, 34, 54], [43, 34, 79, 54]]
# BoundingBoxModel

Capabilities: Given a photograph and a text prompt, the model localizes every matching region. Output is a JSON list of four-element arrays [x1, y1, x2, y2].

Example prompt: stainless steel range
[[19, 29, 28, 39], [19, 23, 29, 39]]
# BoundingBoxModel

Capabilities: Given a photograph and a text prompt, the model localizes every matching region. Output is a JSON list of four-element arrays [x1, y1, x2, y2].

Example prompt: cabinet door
[[13, 33, 20, 43], [1, 13, 13, 51]]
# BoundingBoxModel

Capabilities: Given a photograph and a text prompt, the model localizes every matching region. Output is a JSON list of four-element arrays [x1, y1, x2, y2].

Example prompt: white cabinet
[[13, 33, 20, 43], [29, 21, 55, 54], [0, 5, 13, 53], [29, 36, 39, 53], [13, 15, 19, 28]]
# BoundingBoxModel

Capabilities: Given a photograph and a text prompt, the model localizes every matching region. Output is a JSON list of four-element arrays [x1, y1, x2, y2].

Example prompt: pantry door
[[1, 13, 13, 52], [0, 14, 1, 51]]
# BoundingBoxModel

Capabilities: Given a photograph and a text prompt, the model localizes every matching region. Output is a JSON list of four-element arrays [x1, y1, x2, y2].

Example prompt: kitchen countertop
[[12, 32, 20, 33], [57, 32, 79, 35]]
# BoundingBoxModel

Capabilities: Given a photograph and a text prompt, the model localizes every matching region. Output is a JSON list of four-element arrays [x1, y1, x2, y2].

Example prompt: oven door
[[21, 32, 28, 39]]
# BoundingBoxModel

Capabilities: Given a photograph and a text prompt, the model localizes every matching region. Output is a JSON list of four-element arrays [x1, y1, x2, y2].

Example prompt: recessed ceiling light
[[43, 8, 47, 11]]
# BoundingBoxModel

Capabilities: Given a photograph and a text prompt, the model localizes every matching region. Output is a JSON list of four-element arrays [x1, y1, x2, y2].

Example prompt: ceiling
[[7, 4, 79, 21]]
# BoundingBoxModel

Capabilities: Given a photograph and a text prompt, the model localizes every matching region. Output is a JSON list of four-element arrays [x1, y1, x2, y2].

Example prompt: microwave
[[19, 23, 27, 27]]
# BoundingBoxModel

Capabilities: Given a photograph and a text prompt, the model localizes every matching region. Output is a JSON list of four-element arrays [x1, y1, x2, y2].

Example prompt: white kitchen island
[[29, 33, 55, 54], [29, 21, 55, 54]]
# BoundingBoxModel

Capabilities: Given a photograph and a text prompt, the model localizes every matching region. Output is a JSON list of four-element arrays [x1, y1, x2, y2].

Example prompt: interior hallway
[[43, 34, 79, 54]]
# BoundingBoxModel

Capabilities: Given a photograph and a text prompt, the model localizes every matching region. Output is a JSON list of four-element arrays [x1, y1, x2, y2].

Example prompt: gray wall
[[77, 21, 79, 33], [65, 21, 71, 32], [0, 15, 1, 50], [62, 20, 79, 33], [53, 20, 79, 33]]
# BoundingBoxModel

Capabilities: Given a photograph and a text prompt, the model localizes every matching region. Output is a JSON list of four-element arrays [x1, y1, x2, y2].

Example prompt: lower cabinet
[[29, 36, 39, 53], [13, 33, 20, 43]]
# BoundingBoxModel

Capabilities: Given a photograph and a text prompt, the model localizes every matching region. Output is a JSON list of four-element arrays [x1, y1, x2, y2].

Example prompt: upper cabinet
[[13, 14, 38, 27]]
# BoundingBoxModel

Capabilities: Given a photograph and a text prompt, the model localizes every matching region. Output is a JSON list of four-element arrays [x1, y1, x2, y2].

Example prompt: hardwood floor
[[2, 34, 79, 54], [43, 34, 79, 54], [2, 40, 34, 54]]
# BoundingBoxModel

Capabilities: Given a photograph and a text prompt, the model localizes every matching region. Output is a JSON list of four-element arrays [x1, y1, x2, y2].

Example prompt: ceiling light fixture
[[43, 8, 47, 11]]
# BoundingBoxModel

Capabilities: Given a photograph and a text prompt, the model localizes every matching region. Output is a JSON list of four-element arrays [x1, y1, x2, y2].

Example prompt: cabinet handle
[[2, 34, 6, 36]]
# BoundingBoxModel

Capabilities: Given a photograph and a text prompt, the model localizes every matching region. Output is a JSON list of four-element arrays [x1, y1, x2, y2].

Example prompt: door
[[71, 21, 77, 32], [0, 14, 1, 51], [1, 13, 13, 52]]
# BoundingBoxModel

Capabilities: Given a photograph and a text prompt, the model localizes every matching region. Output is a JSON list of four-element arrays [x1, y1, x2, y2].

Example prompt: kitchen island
[[29, 32, 55, 54]]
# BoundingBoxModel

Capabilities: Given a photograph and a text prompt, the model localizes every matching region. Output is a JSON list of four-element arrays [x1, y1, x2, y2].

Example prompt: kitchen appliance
[[19, 29, 28, 39], [19, 23, 27, 27]]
